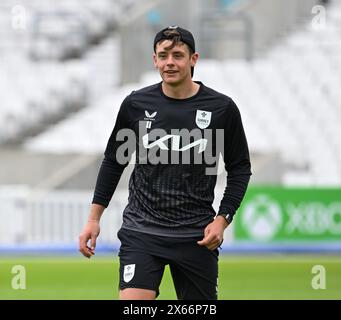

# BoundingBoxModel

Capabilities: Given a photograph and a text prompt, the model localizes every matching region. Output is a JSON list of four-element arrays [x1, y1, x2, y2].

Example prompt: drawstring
[[218, 239, 224, 250]]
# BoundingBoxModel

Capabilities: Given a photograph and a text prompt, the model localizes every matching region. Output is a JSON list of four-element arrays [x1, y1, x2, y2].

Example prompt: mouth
[[164, 70, 178, 75]]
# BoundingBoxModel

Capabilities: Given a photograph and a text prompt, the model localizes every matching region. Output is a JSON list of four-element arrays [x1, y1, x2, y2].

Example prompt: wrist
[[217, 213, 233, 226], [215, 215, 229, 228]]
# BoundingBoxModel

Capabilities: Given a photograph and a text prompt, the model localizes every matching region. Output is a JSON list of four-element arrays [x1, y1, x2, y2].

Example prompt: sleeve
[[217, 98, 252, 221], [92, 94, 134, 208]]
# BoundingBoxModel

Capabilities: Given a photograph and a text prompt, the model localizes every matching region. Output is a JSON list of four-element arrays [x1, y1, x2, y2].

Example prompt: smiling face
[[153, 40, 198, 86]]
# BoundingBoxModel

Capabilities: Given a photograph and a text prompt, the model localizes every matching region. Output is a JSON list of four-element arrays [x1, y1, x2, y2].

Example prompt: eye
[[158, 53, 167, 59]]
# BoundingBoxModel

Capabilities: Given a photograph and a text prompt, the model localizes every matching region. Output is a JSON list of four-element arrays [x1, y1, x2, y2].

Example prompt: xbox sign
[[241, 195, 282, 241], [235, 187, 341, 242]]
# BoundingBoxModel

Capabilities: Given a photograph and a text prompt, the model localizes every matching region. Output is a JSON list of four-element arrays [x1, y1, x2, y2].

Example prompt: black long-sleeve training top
[[92, 81, 251, 237]]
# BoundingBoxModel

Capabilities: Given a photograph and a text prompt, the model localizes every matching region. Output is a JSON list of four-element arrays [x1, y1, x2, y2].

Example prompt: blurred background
[[0, 0, 340, 299]]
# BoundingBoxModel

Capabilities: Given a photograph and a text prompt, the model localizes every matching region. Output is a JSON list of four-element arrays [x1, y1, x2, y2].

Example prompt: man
[[79, 26, 251, 300]]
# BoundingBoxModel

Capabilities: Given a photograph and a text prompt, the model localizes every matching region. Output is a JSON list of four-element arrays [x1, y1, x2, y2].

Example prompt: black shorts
[[117, 228, 219, 300]]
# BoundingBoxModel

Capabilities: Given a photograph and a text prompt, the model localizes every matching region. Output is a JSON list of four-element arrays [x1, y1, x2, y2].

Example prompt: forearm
[[88, 203, 106, 221], [92, 157, 126, 207], [218, 172, 251, 218]]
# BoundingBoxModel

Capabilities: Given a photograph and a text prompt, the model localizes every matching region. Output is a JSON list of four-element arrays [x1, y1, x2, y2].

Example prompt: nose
[[166, 55, 174, 66]]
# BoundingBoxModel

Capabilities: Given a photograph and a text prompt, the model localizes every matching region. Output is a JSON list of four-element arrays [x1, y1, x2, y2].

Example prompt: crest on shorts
[[195, 110, 211, 129], [123, 264, 135, 283]]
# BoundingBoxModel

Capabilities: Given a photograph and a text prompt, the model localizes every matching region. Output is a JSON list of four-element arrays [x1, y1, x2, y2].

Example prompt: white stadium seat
[[1, 0, 340, 185]]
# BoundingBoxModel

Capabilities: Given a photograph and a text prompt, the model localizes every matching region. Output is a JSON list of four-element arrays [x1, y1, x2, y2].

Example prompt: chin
[[162, 75, 183, 86], [164, 78, 178, 85]]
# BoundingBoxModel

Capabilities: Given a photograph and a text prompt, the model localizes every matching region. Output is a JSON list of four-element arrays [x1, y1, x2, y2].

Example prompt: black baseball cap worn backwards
[[153, 26, 196, 77], [153, 26, 195, 53]]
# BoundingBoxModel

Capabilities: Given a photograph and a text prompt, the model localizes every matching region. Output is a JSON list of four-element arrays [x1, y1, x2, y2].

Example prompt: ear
[[153, 54, 158, 68], [191, 52, 199, 67]]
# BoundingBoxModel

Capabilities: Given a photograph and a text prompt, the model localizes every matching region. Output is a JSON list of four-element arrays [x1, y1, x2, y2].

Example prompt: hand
[[197, 216, 229, 250], [79, 221, 100, 258]]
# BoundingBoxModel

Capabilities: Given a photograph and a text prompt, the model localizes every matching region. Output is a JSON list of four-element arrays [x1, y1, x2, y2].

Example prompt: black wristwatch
[[217, 213, 233, 224]]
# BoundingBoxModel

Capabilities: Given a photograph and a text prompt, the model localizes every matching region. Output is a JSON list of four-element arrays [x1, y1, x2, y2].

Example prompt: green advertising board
[[235, 187, 341, 242]]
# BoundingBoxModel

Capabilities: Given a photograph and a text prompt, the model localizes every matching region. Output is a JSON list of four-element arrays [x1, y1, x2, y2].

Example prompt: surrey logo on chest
[[144, 110, 157, 129], [196, 109, 212, 129]]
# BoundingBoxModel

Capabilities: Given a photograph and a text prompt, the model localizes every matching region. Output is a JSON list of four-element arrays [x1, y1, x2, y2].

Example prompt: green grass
[[0, 255, 340, 300]]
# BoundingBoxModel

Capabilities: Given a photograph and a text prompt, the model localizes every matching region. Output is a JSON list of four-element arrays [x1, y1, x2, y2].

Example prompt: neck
[[162, 80, 200, 99]]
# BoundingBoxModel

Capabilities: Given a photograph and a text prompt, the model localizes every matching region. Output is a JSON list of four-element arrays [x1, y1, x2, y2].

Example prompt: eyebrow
[[157, 50, 185, 55]]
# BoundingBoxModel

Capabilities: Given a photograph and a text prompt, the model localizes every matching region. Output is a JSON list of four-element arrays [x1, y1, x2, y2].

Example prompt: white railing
[[0, 186, 126, 247]]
